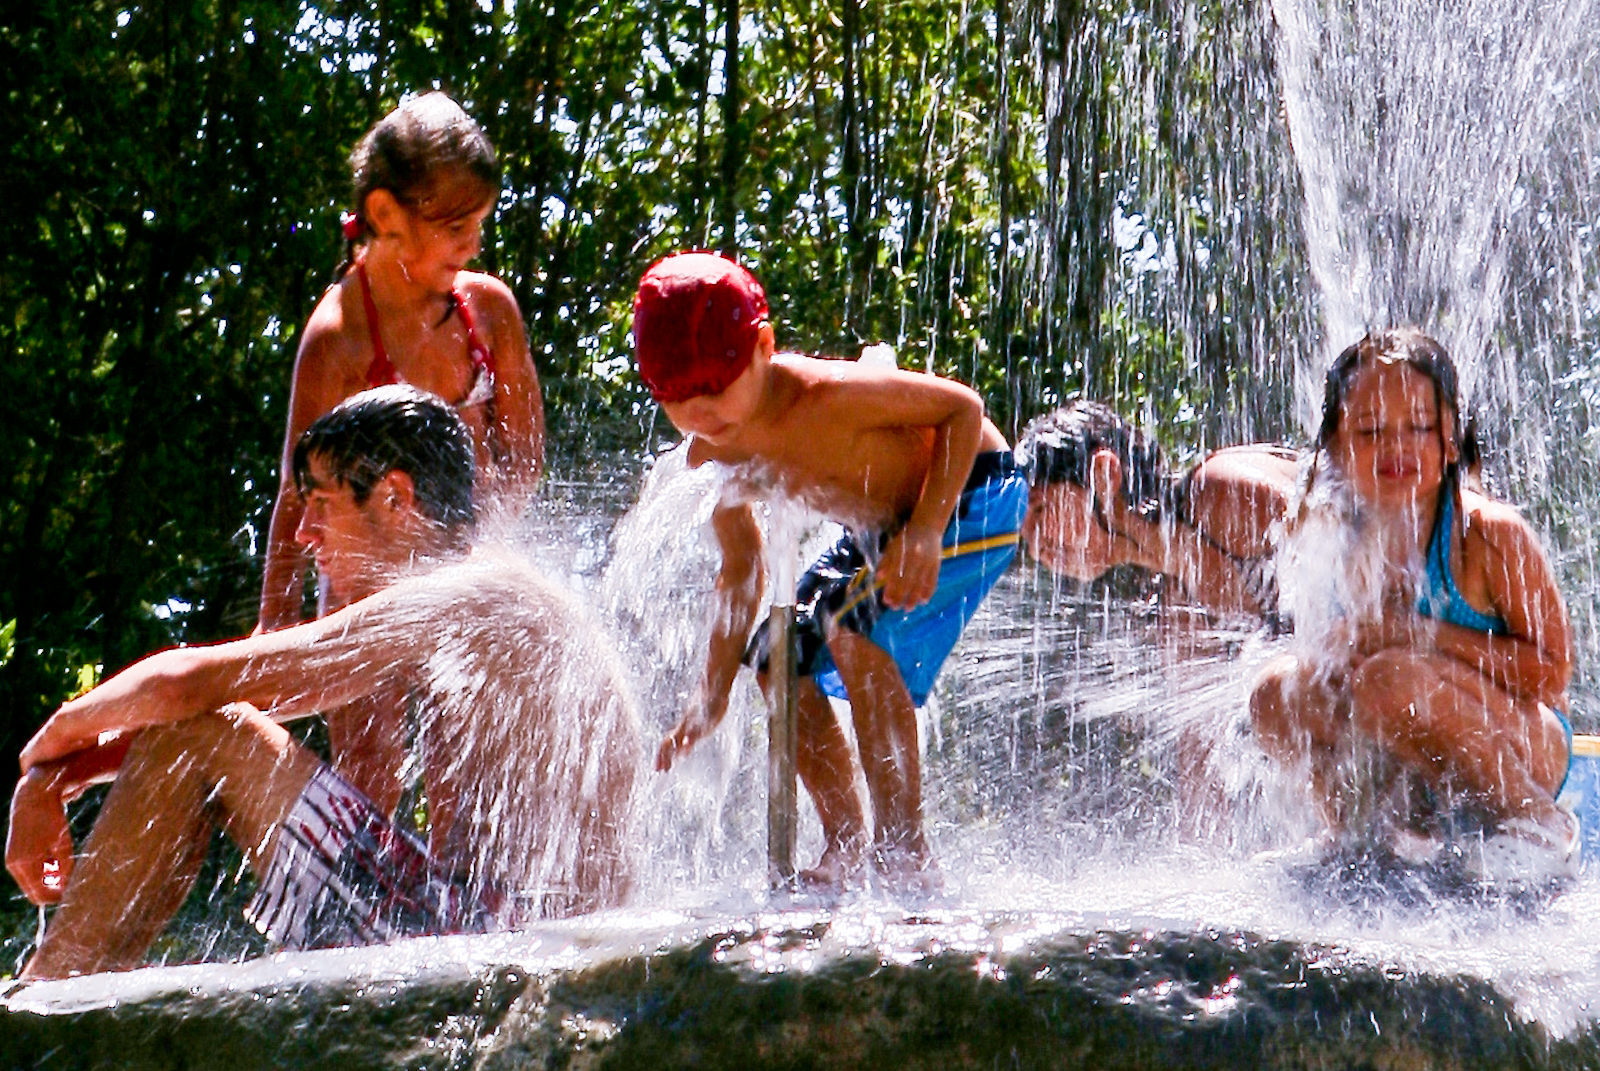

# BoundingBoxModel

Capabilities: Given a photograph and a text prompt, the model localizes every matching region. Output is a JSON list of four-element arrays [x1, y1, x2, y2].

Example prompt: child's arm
[[23, 587, 423, 771], [1156, 448, 1298, 614], [656, 502, 766, 771], [471, 277, 546, 497], [1426, 505, 1571, 706], [1184, 449, 1300, 558], [259, 323, 353, 632], [1146, 524, 1274, 615], [828, 366, 987, 610]]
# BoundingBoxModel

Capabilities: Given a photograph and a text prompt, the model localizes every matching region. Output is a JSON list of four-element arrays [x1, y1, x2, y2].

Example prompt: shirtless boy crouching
[[640, 253, 1027, 888], [8, 386, 640, 979]]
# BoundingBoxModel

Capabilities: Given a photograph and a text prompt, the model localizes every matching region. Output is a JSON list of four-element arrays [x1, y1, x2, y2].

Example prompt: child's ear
[[363, 189, 406, 239], [376, 469, 418, 513], [755, 322, 776, 359], [1089, 449, 1122, 508]]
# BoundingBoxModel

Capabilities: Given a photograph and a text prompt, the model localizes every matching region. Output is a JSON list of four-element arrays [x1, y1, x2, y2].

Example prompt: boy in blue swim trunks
[[638, 252, 1026, 887]]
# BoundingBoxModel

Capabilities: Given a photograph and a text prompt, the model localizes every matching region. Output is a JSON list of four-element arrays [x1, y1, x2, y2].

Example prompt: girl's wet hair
[[1015, 399, 1166, 516], [293, 384, 476, 532], [337, 93, 500, 278]]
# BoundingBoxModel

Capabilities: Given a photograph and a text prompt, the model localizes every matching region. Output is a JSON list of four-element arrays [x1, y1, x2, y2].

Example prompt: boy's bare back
[[685, 353, 1007, 532]]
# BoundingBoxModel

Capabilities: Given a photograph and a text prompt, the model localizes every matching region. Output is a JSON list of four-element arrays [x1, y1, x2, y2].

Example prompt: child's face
[[395, 181, 493, 292], [1330, 359, 1455, 514], [294, 456, 408, 604], [1023, 476, 1120, 580], [659, 354, 766, 446]]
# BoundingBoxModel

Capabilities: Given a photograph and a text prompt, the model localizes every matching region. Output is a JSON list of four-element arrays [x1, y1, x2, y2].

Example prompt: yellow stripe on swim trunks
[[828, 532, 1021, 620]]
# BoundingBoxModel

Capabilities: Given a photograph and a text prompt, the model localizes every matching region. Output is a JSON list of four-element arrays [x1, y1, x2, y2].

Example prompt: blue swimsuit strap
[[1418, 493, 1575, 796], [1417, 491, 1508, 635]]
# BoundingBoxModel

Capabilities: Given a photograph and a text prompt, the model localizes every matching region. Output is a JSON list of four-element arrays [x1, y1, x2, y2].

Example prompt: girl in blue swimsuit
[[1250, 329, 1576, 877]]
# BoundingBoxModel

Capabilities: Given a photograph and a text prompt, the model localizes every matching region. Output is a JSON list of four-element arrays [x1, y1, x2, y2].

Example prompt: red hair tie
[[340, 212, 363, 241]]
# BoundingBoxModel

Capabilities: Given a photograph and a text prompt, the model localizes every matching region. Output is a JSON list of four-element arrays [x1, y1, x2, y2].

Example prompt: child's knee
[[1247, 659, 1298, 736], [1347, 649, 1422, 715]]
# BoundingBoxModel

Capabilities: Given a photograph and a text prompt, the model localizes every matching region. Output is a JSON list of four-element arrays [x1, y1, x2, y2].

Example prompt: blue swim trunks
[[746, 451, 1029, 706]]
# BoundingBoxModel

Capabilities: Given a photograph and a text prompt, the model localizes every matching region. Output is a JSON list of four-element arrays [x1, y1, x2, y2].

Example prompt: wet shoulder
[[452, 271, 519, 316], [1197, 445, 1303, 485], [1184, 446, 1300, 537], [292, 280, 372, 400], [774, 352, 852, 387], [773, 351, 921, 419], [405, 550, 577, 626], [1460, 489, 1542, 562]]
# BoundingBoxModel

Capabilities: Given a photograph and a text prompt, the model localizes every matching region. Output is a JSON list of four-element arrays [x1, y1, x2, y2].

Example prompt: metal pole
[[767, 508, 799, 889]]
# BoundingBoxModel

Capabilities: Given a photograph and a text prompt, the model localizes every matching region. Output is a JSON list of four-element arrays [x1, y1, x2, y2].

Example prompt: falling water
[[9, 0, 1600, 1063]]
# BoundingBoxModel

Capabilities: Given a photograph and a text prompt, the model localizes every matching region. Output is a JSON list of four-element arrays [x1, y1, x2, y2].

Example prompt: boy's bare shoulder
[[773, 352, 857, 389], [771, 352, 968, 418]]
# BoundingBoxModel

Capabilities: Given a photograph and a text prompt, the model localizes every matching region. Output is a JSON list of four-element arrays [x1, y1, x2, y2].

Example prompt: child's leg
[[1249, 655, 1363, 831], [1348, 649, 1570, 828], [26, 707, 319, 979], [788, 675, 868, 883], [825, 628, 932, 876]]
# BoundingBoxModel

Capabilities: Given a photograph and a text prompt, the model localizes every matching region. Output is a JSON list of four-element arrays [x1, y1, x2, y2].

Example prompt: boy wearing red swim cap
[[637, 251, 1027, 889]]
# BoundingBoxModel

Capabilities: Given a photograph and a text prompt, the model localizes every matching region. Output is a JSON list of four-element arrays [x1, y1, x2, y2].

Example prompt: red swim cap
[[633, 252, 769, 402]]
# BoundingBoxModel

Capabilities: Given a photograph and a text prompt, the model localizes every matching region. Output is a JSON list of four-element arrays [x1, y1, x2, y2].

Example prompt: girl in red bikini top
[[356, 258, 497, 411], [259, 93, 544, 635]]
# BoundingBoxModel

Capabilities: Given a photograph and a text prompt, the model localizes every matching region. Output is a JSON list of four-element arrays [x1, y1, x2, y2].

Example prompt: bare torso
[[687, 354, 1007, 530]]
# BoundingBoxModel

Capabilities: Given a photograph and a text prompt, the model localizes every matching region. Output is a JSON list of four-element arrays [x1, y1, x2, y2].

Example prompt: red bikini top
[[357, 261, 496, 408]]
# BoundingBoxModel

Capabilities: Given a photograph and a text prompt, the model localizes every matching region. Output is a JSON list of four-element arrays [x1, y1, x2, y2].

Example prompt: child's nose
[[294, 507, 321, 547]]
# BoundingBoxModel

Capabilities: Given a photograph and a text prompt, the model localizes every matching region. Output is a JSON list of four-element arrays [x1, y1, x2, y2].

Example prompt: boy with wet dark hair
[[1016, 399, 1300, 617], [9, 386, 639, 978], [637, 251, 1027, 888], [291, 383, 478, 531], [1016, 399, 1168, 516]]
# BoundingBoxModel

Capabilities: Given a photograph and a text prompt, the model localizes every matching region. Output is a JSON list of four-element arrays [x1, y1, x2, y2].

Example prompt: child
[[11, 388, 637, 978], [1249, 330, 1575, 876], [638, 252, 1027, 887], [258, 92, 544, 633], [1016, 400, 1300, 617]]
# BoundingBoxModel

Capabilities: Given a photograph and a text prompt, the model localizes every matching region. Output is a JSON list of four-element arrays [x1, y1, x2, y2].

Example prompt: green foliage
[[0, 0, 1322, 765]]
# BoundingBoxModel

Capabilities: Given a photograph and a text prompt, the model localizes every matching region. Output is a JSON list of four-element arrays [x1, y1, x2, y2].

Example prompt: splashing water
[[13, 0, 1600, 1057], [591, 444, 1600, 1041]]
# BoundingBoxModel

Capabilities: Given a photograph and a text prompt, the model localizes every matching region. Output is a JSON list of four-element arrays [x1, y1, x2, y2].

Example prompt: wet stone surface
[[2, 912, 1593, 1070]]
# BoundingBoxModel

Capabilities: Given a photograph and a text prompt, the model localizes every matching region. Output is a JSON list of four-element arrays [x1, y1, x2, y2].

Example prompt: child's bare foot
[[873, 844, 944, 894], [798, 836, 869, 890]]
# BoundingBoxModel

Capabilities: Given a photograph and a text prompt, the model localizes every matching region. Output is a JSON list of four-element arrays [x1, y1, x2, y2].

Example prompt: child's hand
[[879, 524, 942, 610], [655, 711, 713, 772], [6, 767, 72, 905]]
